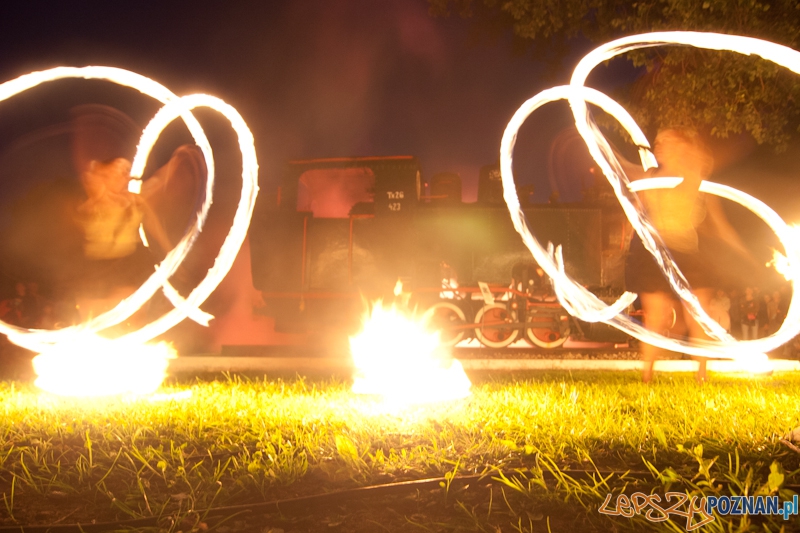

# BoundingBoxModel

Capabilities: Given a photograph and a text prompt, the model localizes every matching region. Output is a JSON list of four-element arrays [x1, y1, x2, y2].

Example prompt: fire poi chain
[[500, 31, 800, 366], [0, 67, 258, 396]]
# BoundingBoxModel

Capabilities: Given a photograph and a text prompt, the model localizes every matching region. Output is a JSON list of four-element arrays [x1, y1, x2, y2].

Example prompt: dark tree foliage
[[430, 0, 800, 149]]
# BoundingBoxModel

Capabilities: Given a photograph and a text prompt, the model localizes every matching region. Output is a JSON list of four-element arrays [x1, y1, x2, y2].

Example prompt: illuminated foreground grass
[[1, 372, 800, 532]]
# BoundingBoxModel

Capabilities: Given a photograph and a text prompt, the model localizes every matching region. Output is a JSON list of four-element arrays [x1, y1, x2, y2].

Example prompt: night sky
[[0, 0, 626, 204]]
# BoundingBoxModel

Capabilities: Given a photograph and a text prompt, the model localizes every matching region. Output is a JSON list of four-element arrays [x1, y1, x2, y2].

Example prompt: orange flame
[[32, 336, 175, 397], [350, 300, 471, 405], [767, 248, 793, 281], [733, 352, 773, 374]]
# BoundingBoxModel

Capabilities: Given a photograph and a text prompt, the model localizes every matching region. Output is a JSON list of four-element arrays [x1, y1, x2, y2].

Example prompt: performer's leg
[[639, 291, 676, 383], [683, 288, 715, 384]]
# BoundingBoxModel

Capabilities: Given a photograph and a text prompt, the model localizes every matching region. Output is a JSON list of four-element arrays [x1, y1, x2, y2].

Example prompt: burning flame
[[350, 296, 471, 405], [733, 352, 773, 375], [766, 226, 800, 282], [32, 336, 175, 397], [767, 249, 793, 281]]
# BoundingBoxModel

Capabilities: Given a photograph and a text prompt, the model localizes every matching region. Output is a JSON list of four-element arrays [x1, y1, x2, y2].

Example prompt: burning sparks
[[32, 338, 175, 397], [500, 32, 800, 366], [350, 299, 471, 406], [0, 67, 258, 396], [766, 226, 800, 281], [767, 249, 793, 281]]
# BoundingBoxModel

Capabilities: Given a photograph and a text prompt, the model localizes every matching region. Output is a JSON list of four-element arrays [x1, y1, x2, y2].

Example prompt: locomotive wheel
[[422, 302, 467, 347], [526, 323, 570, 348], [474, 303, 519, 348]]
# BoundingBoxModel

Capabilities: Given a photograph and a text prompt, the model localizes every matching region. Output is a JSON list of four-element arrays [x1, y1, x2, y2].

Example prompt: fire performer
[[72, 106, 204, 325], [76, 157, 171, 314], [625, 129, 754, 383]]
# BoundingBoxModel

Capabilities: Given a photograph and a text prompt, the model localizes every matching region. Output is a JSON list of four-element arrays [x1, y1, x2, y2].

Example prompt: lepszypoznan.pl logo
[[599, 492, 799, 531]]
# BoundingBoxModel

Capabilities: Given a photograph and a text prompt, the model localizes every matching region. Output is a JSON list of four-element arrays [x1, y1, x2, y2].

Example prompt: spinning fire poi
[[499, 32, 800, 371], [0, 67, 258, 396]]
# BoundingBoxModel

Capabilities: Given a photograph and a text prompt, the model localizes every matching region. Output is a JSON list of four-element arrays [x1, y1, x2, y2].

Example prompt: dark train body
[[249, 156, 631, 349]]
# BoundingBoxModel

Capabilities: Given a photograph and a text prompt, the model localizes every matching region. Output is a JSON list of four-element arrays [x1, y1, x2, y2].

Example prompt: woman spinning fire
[[626, 128, 754, 383], [71, 107, 205, 324]]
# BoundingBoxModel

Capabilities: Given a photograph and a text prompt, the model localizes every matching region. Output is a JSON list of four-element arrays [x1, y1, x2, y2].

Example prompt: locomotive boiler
[[249, 156, 631, 349]]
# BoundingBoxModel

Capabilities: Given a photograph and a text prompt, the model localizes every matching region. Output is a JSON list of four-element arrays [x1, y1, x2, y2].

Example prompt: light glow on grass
[[146, 389, 194, 403], [2, 374, 800, 531], [350, 300, 472, 405], [500, 32, 800, 367], [32, 338, 175, 397]]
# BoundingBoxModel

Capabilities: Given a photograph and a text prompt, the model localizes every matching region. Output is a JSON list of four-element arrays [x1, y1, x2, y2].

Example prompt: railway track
[[161, 343, 800, 377]]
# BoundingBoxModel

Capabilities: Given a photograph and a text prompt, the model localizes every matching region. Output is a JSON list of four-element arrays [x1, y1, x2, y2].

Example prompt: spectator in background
[[739, 287, 759, 340], [728, 288, 741, 339], [0, 281, 55, 329], [21, 281, 45, 328], [757, 292, 770, 339], [765, 292, 779, 337], [780, 285, 791, 310], [709, 289, 731, 333], [773, 289, 787, 333], [0, 282, 26, 326]]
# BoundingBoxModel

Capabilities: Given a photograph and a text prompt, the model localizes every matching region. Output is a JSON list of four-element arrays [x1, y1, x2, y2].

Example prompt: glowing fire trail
[[500, 32, 800, 364], [0, 67, 258, 396]]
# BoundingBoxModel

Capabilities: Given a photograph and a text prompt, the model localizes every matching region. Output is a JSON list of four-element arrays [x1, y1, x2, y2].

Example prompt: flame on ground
[[350, 300, 471, 405], [733, 353, 774, 375], [32, 336, 175, 397]]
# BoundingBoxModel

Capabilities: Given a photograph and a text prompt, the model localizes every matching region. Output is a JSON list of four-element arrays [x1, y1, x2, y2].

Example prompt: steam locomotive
[[249, 156, 631, 349]]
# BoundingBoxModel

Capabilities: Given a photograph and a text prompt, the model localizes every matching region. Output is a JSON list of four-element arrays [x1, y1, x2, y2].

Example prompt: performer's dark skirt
[[625, 233, 746, 294], [77, 245, 157, 299]]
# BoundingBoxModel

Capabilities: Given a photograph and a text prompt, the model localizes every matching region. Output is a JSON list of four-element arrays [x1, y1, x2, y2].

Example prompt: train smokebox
[[430, 172, 462, 204]]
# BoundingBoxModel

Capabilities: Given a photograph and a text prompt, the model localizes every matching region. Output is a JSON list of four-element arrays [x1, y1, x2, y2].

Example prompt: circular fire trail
[[501, 32, 800, 364], [0, 67, 258, 396]]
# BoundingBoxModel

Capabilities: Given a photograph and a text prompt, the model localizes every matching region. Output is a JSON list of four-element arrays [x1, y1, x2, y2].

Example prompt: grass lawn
[[1, 370, 800, 532]]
